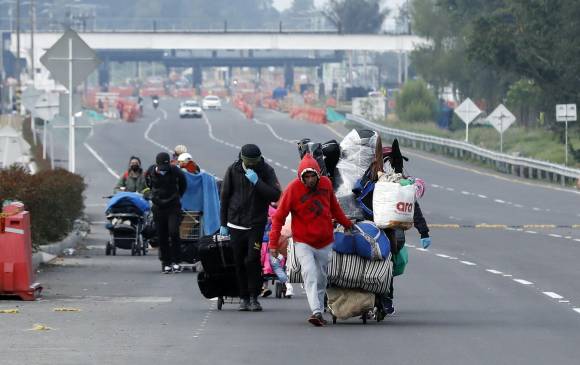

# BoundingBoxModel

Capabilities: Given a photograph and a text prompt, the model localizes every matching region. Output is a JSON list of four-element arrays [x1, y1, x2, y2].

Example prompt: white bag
[[285, 239, 303, 283], [373, 181, 416, 230]]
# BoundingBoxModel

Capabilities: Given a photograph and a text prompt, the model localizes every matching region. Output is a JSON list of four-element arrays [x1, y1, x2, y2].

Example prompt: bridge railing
[[347, 114, 580, 187]]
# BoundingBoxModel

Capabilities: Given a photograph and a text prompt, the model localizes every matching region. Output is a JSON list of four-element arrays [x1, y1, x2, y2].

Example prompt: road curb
[[32, 230, 88, 270]]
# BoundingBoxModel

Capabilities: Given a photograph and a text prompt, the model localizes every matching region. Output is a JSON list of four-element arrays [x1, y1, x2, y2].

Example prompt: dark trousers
[[230, 225, 265, 299], [153, 205, 181, 266], [383, 229, 405, 304]]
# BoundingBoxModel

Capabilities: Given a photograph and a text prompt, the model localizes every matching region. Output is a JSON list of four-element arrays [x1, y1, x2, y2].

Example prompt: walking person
[[114, 156, 147, 193], [146, 152, 187, 274], [220, 144, 281, 312], [269, 154, 353, 326]]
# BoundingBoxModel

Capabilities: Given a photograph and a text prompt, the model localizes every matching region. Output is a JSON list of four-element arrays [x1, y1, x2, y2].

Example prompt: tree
[[323, 0, 388, 33]]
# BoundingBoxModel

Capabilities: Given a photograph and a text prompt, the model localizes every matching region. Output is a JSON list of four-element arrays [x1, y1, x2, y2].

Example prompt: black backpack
[[297, 138, 328, 176]]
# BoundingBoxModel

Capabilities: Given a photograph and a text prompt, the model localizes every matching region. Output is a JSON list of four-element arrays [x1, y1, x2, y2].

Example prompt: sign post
[[556, 104, 577, 166], [40, 29, 100, 173], [34, 92, 59, 159], [487, 104, 516, 153], [454, 98, 482, 142]]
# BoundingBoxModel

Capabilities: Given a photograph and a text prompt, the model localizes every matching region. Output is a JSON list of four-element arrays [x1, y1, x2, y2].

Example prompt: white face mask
[[157, 168, 167, 176]]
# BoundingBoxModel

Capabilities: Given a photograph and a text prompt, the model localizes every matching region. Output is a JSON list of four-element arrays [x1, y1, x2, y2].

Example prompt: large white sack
[[373, 181, 416, 230]]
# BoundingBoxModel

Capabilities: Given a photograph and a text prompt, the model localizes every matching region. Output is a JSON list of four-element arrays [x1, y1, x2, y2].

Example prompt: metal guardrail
[[347, 114, 580, 186]]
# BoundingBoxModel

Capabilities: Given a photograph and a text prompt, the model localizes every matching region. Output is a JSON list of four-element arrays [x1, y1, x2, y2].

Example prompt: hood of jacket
[[298, 154, 321, 183]]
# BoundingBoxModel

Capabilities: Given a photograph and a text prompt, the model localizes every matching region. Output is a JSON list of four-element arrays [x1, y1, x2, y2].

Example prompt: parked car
[[202, 95, 222, 110], [179, 100, 203, 118]]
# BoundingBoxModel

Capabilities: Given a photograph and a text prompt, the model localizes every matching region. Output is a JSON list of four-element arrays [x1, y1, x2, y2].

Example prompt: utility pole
[[30, 0, 35, 83], [16, 0, 21, 113]]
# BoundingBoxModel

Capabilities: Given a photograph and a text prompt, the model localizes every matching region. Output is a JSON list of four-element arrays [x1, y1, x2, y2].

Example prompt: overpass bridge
[[9, 31, 428, 88]]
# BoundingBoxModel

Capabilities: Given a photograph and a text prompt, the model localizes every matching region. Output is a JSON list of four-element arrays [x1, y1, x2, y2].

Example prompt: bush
[[395, 80, 438, 122], [0, 166, 86, 246]]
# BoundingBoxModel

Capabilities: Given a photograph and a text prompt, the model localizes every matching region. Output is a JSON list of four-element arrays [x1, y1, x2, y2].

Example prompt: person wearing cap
[[172, 145, 188, 165], [269, 154, 353, 326], [146, 152, 188, 274], [177, 153, 200, 174], [220, 144, 281, 312]]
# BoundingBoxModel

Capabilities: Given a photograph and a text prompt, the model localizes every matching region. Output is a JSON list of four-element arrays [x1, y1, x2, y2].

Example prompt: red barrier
[[0, 203, 42, 300]]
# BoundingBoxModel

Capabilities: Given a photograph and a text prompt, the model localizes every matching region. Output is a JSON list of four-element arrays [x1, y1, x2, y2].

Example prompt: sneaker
[[308, 312, 325, 327], [284, 283, 294, 298], [162, 265, 172, 274], [385, 305, 396, 316], [250, 297, 262, 312], [239, 298, 250, 312], [172, 264, 183, 273], [261, 288, 272, 298]]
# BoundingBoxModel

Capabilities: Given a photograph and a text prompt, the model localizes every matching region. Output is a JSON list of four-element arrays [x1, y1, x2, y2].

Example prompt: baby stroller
[[105, 192, 150, 256], [260, 206, 293, 299]]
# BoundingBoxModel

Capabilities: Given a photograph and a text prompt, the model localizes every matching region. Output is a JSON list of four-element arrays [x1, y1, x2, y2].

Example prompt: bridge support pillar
[[193, 65, 202, 88], [98, 59, 110, 91], [284, 64, 294, 90]]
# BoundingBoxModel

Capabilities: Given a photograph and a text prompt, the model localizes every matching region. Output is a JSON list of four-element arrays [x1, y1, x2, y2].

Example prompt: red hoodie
[[269, 154, 352, 250]]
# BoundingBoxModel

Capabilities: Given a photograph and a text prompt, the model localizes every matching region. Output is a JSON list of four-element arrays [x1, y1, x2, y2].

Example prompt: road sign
[[39, 29, 100, 174], [487, 104, 516, 133], [21, 87, 42, 110], [59, 93, 82, 117], [556, 104, 577, 122], [40, 29, 100, 90], [454, 98, 482, 142], [556, 104, 577, 166], [34, 92, 59, 121], [487, 104, 516, 153]]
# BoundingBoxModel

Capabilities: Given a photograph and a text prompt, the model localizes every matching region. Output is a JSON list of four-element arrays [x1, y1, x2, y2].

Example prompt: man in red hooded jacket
[[269, 154, 353, 326]]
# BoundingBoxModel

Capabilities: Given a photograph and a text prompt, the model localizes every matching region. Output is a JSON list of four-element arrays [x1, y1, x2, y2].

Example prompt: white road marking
[[514, 204, 524, 208], [446, 187, 455, 191], [486, 269, 503, 275], [431, 184, 440, 188], [291, 169, 297, 173], [532, 207, 541, 211], [574, 239, 580, 242], [447, 257, 458, 260], [502, 274, 513, 277], [525, 231, 538, 234], [461, 191, 471, 195], [406, 244, 416, 248], [543, 292, 564, 299], [573, 308, 580, 315], [559, 300, 570, 303], [144, 117, 171, 152], [460, 261, 477, 266], [549, 234, 563, 238], [513, 279, 533, 285], [477, 194, 487, 199], [564, 236, 572, 240], [83, 142, 120, 179], [494, 199, 505, 204], [253, 118, 296, 144], [436, 254, 450, 258], [415, 248, 429, 252]]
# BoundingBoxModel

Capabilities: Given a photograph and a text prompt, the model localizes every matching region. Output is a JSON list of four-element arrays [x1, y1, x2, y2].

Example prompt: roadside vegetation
[[0, 166, 86, 247]]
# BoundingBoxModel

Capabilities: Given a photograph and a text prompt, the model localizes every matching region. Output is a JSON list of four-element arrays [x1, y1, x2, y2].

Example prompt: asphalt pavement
[[2, 98, 580, 365]]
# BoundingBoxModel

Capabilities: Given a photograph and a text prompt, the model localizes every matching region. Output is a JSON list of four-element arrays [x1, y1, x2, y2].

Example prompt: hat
[[174, 144, 188, 156], [240, 144, 262, 165], [177, 152, 193, 163], [156, 152, 171, 171]]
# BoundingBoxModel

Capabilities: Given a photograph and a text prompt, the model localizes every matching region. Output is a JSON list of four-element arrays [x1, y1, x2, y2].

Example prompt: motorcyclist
[[152, 95, 159, 109], [114, 156, 148, 194]]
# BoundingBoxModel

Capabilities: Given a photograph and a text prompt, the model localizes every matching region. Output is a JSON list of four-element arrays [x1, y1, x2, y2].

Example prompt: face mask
[[158, 169, 167, 176], [130, 165, 140, 172]]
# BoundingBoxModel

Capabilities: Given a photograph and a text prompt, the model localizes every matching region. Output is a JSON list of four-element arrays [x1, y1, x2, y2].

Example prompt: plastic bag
[[334, 129, 378, 219]]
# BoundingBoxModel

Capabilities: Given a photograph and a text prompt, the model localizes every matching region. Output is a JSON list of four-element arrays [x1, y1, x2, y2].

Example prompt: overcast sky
[[272, 0, 405, 12]]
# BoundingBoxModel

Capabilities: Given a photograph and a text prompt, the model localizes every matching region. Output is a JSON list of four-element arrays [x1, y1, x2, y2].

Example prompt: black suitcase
[[197, 271, 239, 299], [197, 235, 236, 275]]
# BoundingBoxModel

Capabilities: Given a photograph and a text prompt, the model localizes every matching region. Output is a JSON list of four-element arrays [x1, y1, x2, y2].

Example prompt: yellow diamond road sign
[[40, 29, 101, 90]]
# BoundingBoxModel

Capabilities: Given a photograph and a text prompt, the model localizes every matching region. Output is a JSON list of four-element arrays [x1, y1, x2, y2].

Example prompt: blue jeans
[[295, 242, 332, 315]]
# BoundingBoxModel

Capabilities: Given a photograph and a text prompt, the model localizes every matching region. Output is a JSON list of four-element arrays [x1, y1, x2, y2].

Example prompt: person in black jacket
[[220, 144, 281, 312], [146, 152, 187, 274]]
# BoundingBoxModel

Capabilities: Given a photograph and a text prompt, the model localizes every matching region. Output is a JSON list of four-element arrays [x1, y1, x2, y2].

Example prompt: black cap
[[156, 152, 171, 171], [241, 144, 261, 159]]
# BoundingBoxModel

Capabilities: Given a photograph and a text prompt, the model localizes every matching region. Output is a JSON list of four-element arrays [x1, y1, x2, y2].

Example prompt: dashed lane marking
[[574, 308, 580, 315], [513, 279, 534, 285], [460, 261, 477, 266], [486, 269, 503, 275], [549, 234, 563, 238], [543, 292, 564, 300]]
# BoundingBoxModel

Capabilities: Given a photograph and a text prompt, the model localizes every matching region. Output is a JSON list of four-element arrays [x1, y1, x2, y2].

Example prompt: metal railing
[[347, 114, 580, 186]]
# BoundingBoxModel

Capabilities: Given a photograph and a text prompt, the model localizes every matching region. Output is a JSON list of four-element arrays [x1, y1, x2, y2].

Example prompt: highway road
[[2, 98, 580, 365]]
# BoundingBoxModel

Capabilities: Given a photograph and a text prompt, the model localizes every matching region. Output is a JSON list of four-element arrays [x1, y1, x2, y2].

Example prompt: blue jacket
[[180, 171, 221, 235]]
